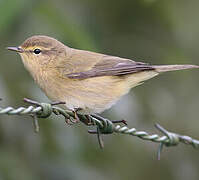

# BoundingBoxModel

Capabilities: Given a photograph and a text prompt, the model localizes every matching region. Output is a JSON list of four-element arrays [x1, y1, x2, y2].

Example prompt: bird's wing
[[57, 49, 154, 79]]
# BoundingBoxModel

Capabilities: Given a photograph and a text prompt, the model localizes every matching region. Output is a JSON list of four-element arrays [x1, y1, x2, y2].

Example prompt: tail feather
[[152, 64, 199, 73]]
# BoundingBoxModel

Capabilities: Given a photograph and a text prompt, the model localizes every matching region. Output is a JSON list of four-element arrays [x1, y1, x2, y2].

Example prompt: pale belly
[[38, 71, 158, 114], [42, 76, 126, 114]]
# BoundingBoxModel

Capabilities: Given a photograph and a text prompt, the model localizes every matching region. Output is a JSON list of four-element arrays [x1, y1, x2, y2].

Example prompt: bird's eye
[[33, 48, 41, 54]]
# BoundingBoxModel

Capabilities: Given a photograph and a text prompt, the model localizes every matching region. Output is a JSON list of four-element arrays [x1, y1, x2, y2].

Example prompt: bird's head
[[7, 35, 66, 71]]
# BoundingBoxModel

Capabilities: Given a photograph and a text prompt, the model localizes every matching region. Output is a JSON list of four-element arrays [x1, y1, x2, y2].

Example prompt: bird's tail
[[152, 64, 199, 73], [126, 64, 199, 90]]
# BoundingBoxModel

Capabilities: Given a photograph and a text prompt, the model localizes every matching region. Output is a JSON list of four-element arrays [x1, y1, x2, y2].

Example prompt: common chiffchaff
[[7, 35, 199, 115]]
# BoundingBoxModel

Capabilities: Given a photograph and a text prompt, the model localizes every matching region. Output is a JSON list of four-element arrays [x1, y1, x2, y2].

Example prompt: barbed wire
[[0, 98, 198, 159]]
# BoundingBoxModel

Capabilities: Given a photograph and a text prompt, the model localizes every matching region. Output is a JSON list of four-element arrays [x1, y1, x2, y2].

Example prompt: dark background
[[0, 0, 199, 179]]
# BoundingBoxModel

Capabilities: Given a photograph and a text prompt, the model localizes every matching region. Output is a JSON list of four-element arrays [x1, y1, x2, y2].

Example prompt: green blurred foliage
[[0, 0, 199, 179]]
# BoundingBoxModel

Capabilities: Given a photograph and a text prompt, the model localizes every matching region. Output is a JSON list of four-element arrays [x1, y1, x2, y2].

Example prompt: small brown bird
[[7, 35, 199, 117]]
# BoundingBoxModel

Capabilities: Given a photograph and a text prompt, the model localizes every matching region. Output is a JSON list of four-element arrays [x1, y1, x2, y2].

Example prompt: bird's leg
[[64, 109, 80, 125], [70, 108, 82, 124], [73, 110, 79, 123]]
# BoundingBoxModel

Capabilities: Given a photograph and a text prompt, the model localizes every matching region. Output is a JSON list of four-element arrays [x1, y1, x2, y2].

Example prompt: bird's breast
[[35, 70, 128, 113]]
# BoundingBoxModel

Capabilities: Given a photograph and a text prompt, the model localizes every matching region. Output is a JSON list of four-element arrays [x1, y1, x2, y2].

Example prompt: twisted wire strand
[[0, 99, 199, 153], [114, 125, 168, 143], [0, 106, 42, 115]]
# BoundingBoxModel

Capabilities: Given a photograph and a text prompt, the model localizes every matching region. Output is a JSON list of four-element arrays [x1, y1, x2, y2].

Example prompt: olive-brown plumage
[[7, 35, 199, 114]]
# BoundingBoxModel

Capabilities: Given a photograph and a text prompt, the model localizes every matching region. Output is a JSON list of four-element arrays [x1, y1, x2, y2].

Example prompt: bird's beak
[[7, 46, 24, 53]]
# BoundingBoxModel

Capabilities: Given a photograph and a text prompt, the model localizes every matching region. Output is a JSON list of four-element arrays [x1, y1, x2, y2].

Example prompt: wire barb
[[0, 98, 198, 157], [155, 123, 180, 160], [32, 114, 39, 133]]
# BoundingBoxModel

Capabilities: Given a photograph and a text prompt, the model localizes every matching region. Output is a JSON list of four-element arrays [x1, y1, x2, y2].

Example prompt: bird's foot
[[84, 115, 93, 125], [91, 114, 128, 126], [64, 108, 81, 125]]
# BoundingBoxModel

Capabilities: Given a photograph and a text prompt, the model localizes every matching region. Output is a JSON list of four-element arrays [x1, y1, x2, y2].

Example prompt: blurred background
[[0, 0, 199, 179]]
